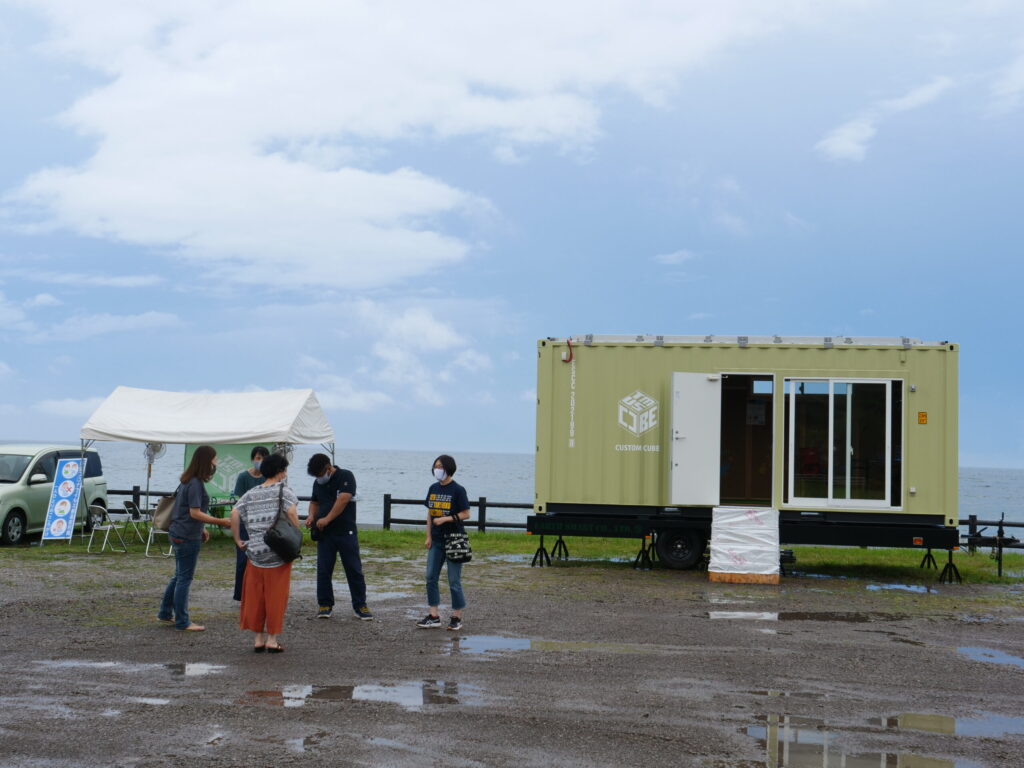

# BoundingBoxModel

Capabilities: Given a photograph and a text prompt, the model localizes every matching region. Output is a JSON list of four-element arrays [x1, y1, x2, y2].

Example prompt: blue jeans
[[159, 538, 201, 629], [426, 539, 465, 610], [316, 529, 367, 609]]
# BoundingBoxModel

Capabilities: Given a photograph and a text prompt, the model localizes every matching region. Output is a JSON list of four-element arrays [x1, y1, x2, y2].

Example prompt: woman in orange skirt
[[230, 452, 299, 653]]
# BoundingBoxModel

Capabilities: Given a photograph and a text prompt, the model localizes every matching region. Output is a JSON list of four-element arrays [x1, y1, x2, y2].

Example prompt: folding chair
[[87, 505, 128, 553], [145, 507, 173, 558], [121, 501, 148, 544]]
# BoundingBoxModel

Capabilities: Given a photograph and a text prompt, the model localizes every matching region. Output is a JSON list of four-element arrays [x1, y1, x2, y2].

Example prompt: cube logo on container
[[617, 390, 659, 436]]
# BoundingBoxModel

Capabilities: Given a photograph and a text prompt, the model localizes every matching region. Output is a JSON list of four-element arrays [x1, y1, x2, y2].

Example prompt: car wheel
[[1, 510, 27, 545], [654, 528, 706, 570]]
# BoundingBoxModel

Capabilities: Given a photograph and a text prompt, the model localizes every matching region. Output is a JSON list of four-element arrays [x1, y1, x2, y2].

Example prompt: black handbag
[[263, 484, 303, 562], [443, 513, 472, 563]]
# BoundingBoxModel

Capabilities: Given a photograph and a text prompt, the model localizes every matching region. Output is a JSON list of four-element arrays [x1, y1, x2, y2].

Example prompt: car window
[[61, 450, 104, 478], [0, 454, 32, 483], [30, 452, 59, 482]]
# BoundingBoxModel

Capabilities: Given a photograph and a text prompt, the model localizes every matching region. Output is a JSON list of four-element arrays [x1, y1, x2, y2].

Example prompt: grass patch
[[790, 545, 1024, 585]]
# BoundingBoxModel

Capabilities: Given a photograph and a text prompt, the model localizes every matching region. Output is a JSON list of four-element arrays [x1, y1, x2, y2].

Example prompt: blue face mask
[[253, 460, 262, 471], [315, 471, 331, 485]]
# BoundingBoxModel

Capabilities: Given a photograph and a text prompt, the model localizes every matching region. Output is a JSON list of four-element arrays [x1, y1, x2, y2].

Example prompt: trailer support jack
[[551, 536, 570, 561], [531, 535, 552, 567], [634, 536, 655, 570], [919, 549, 938, 569], [938, 549, 962, 584]]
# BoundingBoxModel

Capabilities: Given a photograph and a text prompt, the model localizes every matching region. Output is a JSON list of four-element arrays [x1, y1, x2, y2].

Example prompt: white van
[[0, 444, 109, 544]]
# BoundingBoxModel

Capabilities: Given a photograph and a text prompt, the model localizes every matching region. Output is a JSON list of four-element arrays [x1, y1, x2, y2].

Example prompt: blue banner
[[41, 458, 87, 541]]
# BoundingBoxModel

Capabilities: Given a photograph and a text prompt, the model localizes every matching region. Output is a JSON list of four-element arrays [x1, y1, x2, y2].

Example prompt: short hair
[[307, 453, 331, 477], [433, 454, 457, 477], [259, 453, 289, 478], [251, 445, 270, 460]]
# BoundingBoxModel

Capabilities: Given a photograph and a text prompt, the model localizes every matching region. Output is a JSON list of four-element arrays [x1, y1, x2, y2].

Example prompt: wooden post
[[478, 496, 487, 533], [968, 514, 977, 554], [383, 494, 392, 530], [132, 485, 141, 509]]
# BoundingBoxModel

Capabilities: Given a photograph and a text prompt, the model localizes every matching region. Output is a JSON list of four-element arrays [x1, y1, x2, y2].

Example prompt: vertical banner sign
[[184, 444, 258, 501], [41, 458, 87, 542]]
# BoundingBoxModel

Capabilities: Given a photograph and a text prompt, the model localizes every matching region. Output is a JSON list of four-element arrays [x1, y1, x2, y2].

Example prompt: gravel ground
[[1, 542, 1023, 768]]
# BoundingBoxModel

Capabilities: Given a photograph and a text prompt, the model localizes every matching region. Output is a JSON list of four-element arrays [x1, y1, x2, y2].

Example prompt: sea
[[25, 442, 1024, 529]]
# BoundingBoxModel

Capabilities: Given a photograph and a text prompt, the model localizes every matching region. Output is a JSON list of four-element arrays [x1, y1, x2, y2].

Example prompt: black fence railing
[[383, 494, 532, 532], [107, 488, 533, 531]]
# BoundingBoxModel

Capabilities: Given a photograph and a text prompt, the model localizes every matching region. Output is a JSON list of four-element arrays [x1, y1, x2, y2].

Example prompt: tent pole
[[323, 442, 335, 463]]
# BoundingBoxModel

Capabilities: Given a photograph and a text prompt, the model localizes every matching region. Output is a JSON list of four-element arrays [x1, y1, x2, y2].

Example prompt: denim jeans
[[159, 538, 202, 629], [316, 529, 367, 609], [426, 539, 465, 610]]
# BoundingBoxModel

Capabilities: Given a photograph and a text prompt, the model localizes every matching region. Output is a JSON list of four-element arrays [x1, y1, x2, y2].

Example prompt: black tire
[[1, 510, 27, 545], [655, 528, 706, 570]]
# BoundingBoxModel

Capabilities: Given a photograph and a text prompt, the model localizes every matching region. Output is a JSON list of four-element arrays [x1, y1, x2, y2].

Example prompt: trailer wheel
[[655, 528, 705, 570]]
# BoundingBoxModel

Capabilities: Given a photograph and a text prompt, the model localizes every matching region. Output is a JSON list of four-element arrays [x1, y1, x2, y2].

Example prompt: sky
[[0, 1, 1022, 466]]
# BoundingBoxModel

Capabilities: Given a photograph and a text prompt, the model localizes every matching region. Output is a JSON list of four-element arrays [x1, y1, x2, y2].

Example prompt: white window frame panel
[[785, 377, 897, 510]]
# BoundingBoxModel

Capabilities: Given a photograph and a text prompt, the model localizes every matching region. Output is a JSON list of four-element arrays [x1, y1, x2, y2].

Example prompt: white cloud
[[34, 396, 105, 418], [0, 290, 34, 332], [28, 311, 181, 342], [815, 117, 877, 162], [0, 361, 13, 378], [520, 388, 537, 403], [653, 249, 696, 265], [815, 76, 953, 163], [3, 269, 163, 288], [5, 1, 859, 291], [991, 49, 1024, 112], [714, 211, 748, 236], [24, 293, 62, 307], [310, 374, 392, 412]]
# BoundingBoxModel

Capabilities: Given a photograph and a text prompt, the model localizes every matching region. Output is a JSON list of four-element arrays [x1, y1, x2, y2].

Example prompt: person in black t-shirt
[[416, 454, 470, 631], [305, 453, 372, 620]]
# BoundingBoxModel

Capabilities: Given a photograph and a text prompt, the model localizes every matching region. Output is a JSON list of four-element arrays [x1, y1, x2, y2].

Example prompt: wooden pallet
[[708, 571, 780, 585]]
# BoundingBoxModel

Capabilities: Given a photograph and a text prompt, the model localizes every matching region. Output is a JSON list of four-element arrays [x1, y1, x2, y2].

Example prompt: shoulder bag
[[153, 485, 180, 531], [263, 484, 303, 562], [444, 512, 472, 563]]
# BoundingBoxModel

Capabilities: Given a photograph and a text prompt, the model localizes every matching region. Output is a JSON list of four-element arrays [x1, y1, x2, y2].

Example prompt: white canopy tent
[[80, 386, 335, 509], [81, 386, 334, 445]]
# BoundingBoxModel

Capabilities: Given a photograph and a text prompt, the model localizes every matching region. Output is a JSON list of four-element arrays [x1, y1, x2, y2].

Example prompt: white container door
[[670, 372, 722, 506]]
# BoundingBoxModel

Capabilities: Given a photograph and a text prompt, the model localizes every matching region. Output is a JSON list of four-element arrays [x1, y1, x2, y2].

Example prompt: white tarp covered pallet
[[81, 386, 334, 445], [708, 507, 780, 584]]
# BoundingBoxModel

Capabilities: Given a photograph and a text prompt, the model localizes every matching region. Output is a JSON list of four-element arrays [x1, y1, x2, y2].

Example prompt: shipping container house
[[528, 335, 959, 568]]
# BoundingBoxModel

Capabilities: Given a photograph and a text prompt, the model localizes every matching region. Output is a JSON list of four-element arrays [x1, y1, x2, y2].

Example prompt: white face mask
[[433, 468, 446, 482]]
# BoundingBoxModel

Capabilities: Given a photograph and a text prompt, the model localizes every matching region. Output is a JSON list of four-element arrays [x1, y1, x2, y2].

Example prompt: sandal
[[178, 623, 205, 632], [266, 643, 284, 654]]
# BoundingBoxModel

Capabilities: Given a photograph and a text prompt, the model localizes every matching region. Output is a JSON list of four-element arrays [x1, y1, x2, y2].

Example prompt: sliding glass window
[[785, 379, 902, 508]]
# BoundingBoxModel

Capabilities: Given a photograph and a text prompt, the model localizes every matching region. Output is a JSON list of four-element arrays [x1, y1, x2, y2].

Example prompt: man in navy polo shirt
[[305, 453, 372, 620]]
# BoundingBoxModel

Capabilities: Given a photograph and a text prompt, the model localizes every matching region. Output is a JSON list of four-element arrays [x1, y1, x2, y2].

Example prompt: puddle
[[709, 612, 908, 623], [443, 635, 684, 656], [245, 680, 483, 710], [34, 660, 225, 677], [957, 647, 1024, 669], [130, 697, 170, 706], [871, 712, 1024, 738], [747, 690, 825, 700], [867, 583, 935, 594], [745, 714, 979, 768], [483, 553, 534, 563], [255, 731, 329, 754]]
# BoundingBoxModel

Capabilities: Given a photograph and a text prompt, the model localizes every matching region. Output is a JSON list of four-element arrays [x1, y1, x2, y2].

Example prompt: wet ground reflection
[[244, 680, 484, 710], [957, 646, 1024, 669]]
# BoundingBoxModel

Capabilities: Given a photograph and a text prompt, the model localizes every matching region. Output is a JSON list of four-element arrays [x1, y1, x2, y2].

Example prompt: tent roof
[[81, 386, 334, 445]]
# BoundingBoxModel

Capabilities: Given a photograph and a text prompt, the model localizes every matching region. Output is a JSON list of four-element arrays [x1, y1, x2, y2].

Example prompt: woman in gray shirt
[[231, 452, 300, 653]]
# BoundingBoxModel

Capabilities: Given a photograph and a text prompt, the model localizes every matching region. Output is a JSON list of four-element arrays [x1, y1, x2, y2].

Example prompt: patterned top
[[234, 481, 299, 569]]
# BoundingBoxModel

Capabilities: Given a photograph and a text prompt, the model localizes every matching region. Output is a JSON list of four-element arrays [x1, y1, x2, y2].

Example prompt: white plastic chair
[[86, 505, 128, 554]]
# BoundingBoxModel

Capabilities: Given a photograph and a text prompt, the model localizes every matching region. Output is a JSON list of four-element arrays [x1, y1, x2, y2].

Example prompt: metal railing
[[107, 488, 533, 531], [383, 494, 531, 532]]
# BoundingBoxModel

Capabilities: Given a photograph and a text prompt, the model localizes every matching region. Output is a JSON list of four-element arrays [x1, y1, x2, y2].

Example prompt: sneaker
[[416, 614, 442, 628], [316, 606, 333, 619], [354, 605, 374, 621], [447, 616, 463, 631]]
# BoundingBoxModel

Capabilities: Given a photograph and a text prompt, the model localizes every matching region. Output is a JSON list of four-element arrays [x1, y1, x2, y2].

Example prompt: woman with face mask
[[157, 445, 232, 631], [231, 446, 270, 602], [417, 454, 470, 630], [230, 452, 300, 653]]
